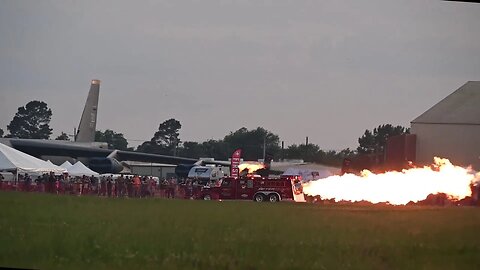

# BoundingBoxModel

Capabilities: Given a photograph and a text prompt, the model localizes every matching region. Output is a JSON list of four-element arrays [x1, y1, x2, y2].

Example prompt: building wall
[[130, 165, 176, 179], [411, 123, 480, 170]]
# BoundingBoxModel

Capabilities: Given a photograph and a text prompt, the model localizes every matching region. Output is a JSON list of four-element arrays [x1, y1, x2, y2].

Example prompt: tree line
[[0, 100, 410, 167]]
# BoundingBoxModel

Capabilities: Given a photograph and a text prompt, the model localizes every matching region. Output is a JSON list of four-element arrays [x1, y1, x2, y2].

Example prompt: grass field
[[0, 192, 479, 270]]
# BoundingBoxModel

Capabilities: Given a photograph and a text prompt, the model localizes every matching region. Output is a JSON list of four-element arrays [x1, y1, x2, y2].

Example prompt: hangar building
[[411, 81, 480, 170]]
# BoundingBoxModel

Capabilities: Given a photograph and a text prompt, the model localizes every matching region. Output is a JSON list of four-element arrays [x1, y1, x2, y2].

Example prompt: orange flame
[[238, 163, 266, 174], [302, 157, 480, 205]]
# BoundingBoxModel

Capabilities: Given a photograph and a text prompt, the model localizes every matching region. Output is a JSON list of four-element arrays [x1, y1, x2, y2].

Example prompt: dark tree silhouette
[[223, 127, 280, 160], [7, 101, 53, 139], [137, 119, 181, 155], [178, 141, 206, 159], [137, 119, 352, 167], [283, 144, 355, 166], [95, 129, 129, 150], [55, 132, 70, 141], [357, 124, 410, 154]]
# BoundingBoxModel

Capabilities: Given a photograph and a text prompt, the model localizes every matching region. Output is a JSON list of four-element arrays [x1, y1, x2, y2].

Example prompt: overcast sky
[[0, 0, 479, 151]]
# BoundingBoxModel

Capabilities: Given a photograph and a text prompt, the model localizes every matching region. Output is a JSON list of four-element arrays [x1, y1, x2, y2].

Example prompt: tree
[[136, 140, 167, 154], [7, 101, 53, 139], [357, 124, 410, 154], [137, 119, 181, 155], [55, 132, 70, 141], [95, 129, 129, 150], [178, 141, 207, 159], [284, 144, 320, 162], [223, 127, 280, 160], [201, 139, 231, 160], [283, 143, 355, 166], [177, 140, 228, 160]]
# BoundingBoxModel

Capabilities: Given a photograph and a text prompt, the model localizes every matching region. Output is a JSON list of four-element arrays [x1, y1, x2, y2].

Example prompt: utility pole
[[263, 136, 266, 161]]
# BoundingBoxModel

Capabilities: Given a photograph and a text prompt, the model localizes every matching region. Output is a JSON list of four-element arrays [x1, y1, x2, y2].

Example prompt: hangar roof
[[411, 81, 480, 125]]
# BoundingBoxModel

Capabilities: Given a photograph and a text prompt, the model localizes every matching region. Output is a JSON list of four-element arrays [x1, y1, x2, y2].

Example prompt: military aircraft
[[0, 80, 229, 173]]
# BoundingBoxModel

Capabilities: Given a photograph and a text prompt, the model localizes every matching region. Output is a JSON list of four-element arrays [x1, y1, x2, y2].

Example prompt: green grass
[[0, 192, 480, 269]]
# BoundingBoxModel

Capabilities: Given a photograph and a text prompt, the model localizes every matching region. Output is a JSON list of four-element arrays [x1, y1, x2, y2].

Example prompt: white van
[[187, 166, 226, 184]]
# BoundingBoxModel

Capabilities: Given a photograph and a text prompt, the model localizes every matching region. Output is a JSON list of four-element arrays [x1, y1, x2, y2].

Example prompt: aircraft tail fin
[[75, 79, 100, 142]]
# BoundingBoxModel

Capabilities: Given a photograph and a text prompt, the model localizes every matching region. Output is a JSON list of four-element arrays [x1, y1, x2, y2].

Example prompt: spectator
[[48, 172, 56, 193], [0, 174, 4, 191], [55, 176, 60, 195], [24, 173, 31, 192], [127, 176, 133, 197], [133, 175, 141, 197], [167, 178, 176, 199], [117, 175, 125, 197], [148, 177, 156, 197], [90, 176, 97, 195], [100, 176, 106, 196], [107, 176, 112, 197], [160, 179, 167, 198]]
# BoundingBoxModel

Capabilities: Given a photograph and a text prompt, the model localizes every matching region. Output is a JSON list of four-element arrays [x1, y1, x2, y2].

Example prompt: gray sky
[[0, 0, 479, 151]]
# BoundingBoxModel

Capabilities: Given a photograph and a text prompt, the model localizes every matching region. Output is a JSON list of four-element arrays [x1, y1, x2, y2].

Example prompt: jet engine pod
[[175, 164, 196, 179], [89, 157, 123, 174]]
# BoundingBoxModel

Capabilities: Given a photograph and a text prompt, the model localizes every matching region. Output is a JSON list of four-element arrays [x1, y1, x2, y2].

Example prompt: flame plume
[[238, 163, 266, 174], [302, 157, 480, 205]]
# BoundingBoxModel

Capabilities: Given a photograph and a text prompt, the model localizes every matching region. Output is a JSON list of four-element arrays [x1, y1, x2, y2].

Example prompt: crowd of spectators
[[0, 172, 191, 199]]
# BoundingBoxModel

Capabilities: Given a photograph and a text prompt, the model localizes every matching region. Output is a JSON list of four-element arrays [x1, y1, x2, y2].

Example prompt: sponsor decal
[[230, 149, 242, 178]]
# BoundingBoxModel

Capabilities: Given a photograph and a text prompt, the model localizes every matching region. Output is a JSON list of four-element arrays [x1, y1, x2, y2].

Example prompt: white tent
[[67, 161, 99, 177], [46, 160, 56, 166], [60, 160, 73, 169], [0, 143, 66, 175]]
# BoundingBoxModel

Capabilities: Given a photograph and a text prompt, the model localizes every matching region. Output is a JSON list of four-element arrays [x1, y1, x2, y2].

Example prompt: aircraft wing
[[1, 138, 230, 166], [115, 150, 200, 165], [115, 150, 231, 166], [1, 138, 112, 158]]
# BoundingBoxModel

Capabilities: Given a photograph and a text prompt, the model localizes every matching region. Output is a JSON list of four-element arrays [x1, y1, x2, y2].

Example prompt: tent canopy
[[0, 143, 66, 174], [67, 161, 99, 177], [60, 160, 73, 169]]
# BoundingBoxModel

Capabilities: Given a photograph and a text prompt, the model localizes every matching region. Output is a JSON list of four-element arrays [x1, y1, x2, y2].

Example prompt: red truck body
[[194, 175, 304, 202]]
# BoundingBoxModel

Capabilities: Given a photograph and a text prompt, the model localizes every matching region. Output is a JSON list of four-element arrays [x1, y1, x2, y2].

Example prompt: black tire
[[268, 193, 279, 203], [203, 194, 212, 200], [254, 193, 265, 202]]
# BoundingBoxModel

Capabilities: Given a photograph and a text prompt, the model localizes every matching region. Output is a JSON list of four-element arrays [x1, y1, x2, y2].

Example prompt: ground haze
[[0, 192, 479, 269]]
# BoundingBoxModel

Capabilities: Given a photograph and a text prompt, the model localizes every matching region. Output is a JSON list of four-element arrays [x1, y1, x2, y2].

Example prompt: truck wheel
[[254, 193, 265, 202], [203, 194, 212, 200], [268, 193, 279, 203]]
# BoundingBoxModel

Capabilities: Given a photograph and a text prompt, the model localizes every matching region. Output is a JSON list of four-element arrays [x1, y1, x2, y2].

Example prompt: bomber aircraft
[[0, 80, 229, 174]]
